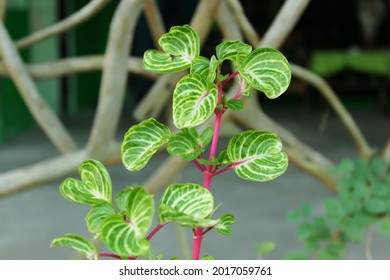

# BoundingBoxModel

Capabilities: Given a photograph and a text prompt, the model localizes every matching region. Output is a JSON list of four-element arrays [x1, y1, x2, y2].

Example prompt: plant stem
[[221, 71, 239, 87], [192, 159, 205, 172], [98, 253, 122, 260], [193, 85, 225, 260], [147, 223, 166, 241]]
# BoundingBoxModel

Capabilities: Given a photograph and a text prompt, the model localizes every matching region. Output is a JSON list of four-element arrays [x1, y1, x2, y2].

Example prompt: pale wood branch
[[133, 0, 220, 121], [257, 0, 311, 49], [14, 0, 110, 51], [87, 0, 145, 159], [0, 141, 121, 197], [0, 22, 77, 154], [225, 0, 260, 44], [383, 138, 390, 163], [144, 0, 166, 50], [0, 56, 157, 80], [0, 0, 6, 21], [291, 63, 374, 158]]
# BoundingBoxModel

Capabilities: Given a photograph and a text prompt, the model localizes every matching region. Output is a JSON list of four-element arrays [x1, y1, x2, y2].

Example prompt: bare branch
[[291, 63, 374, 158], [0, 56, 157, 80], [14, 0, 110, 50], [383, 138, 390, 163], [257, 0, 310, 49], [0, 0, 6, 21], [225, 0, 260, 45], [0, 22, 77, 154], [144, 0, 166, 49], [87, 0, 145, 159]]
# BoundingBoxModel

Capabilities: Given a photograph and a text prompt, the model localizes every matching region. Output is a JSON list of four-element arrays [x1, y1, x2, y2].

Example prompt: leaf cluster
[[285, 156, 390, 260]]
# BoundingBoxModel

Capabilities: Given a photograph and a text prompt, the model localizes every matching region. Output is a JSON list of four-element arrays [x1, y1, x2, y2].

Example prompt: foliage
[[51, 25, 291, 260], [285, 156, 390, 260]]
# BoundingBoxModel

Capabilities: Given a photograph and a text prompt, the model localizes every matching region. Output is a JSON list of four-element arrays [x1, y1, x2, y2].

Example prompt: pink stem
[[98, 253, 122, 260], [233, 78, 245, 100], [193, 86, 225, 260], [192, 159, 205, 172], [221, 71, 240, 87], [147, 223, 166, 241], [212, 161, 242, 176]]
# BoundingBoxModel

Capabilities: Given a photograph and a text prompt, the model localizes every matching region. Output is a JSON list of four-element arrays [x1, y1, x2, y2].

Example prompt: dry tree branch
[[144, 0, 166, 50], [14, 0, 110, 51], [87, 0, 145, 159], [0, 21, 78, 154], [225, 0, 260, 44], [257, 0, 310, 49], [291, 64, 374, 158], [0, 0, 6, 21], [0, 56, 157, 80]]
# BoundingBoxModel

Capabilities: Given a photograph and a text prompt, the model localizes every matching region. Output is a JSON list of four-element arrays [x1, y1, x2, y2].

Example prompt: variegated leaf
[[121, 119, 171, 172], [226, 99, 244, 111], [207, 55, 220, 82], [59, 160, 112, 205], [51, 234, 98, 260], [86, 202, 116, 233], [214, 214, 235, 235], [191, 56, 210, 77], [240, 48, 291, 99], [216, 40, 252, 66], [115, 187, 134, 214], [101, 215, 150, 257], [143, 25, 199, 74], [199, 127, 213, 148], [173, 74, 218, 129], [227, 130, 288, 182], [158, 183, 216, 227], [126, 187, 154, 236], [167, 132, 202, 161]]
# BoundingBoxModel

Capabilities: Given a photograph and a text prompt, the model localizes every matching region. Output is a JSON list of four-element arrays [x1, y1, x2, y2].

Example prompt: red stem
[[147, 223, 166, 241], [221, 71, 239, 87], [192, 85, 224, 260], [98, 253, 122, 260], [192, 159, 205, 172]]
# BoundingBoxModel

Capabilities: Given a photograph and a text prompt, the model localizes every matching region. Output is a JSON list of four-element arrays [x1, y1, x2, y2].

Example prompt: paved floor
[[0, 108, 389, 260]]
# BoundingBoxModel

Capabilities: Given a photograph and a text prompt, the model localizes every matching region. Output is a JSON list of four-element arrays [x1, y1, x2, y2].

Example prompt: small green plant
[[51, 25, 291, 260], [285, 156, 390, 260]]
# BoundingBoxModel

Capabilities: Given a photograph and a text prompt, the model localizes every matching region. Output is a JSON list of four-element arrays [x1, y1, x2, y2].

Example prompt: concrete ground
[[0, 108, 389, 260]]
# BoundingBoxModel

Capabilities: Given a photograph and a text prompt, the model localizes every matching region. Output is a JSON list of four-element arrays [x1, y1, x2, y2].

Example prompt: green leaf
[[115, 187, 134, 214], [298, 222, 315, 240], [143, 25, 199, 74], [101, 215, 150, 257], [240, 48, 291, 99], [126, 187, 155, 236], [364, 198, 388, 214], [283, 251, 309, 260], [121, 118, 171, 172], [226, 99, 244, 111], [227, 130, 288, 182], [218, 150, 231, 165], [378, 218, 390, 235], [207, 55, 220, 82], [199, 127, 214, 148], [191, 56, 210, 77], [196, 157, 219, 166], [51, 234, 98, 260], [59, 160, 112, 205], [216, 40, 252, 66], [173, 74, 218, 129], [182, 127, 199, 139], [214, 214, 235, 235], [373, 182, 390, 197], [201, 255, 215, 260], [101, 187, 154, 257], [86, 202, 116, 233], [256, 241, 276, 255], [158, 183, 216, 228], [167, 132, 202, 160]]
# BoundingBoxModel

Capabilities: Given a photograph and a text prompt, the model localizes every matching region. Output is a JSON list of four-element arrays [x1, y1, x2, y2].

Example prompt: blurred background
[[0, 0, 389, 260]]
